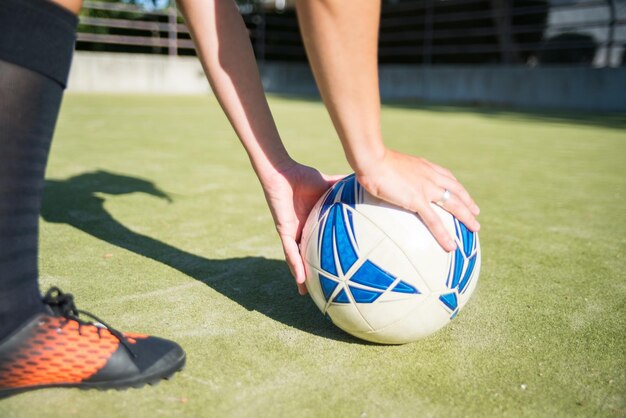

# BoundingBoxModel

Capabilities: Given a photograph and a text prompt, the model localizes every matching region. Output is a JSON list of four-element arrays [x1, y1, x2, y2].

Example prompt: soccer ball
[[300, 174, 481, 344]]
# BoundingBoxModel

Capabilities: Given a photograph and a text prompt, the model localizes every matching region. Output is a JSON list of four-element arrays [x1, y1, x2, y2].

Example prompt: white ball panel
[[354, 295, 452, 344], [357, 295, 424, 332], [362, 235, 428, 293], [354, 200, 452, 293], [327, 299, 374, 333], [302, 211, 324, 270], [344, 205, 387, 259]]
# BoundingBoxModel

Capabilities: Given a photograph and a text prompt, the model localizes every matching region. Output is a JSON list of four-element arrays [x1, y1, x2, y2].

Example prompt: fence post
[[168, 3, 177, 56], [490, 0, 521, 64], [607, 0, 616, 67], [253, 11, 266, 68], [423, 0, 433, 65]]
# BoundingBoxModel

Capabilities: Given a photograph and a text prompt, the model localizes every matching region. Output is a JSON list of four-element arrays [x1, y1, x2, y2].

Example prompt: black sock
[[0, 0, 78, 340]]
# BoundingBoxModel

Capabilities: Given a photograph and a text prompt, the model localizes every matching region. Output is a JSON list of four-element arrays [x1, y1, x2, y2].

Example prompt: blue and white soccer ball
[[300, 174, 481, 344]]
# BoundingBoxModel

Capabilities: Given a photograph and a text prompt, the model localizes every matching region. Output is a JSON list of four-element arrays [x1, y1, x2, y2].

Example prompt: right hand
[[356, 149, 480, 252], [259, 159, 343, 295]]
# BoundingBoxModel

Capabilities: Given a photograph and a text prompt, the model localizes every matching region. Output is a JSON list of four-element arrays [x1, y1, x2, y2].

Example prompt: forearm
[[178, 0, 291, 182], [296, 0, 385, 175]]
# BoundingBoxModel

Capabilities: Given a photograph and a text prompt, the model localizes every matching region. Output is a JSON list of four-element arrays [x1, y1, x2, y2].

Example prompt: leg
[[0, 0, 79, 341], [0, 0, 185, 396]]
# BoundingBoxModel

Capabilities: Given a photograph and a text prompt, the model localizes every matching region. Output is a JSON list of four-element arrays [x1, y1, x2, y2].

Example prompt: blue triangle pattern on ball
[[449, 248, 465, 288], [439, 292, 458, 311], [458, 253, 477, 294], [350, 260, 395, 290], [319, 274, 338, 301], [340, 174, 358, 206], [391, 281, 418, 294], [333, 289, 350, 303], [332, 205, 358, 273], [320, 204, 359, 276], [446, 218, 478, 293], [319, 184, 341, 221], [319, 174, 359, 221], [349, 286, 382, 303], [439, 219, 479, 315], [317, 176, 419, 304]]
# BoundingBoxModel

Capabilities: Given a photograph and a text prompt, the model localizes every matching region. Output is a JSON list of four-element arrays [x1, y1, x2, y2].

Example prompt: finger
[[281, 236, 309, 295], [428, 162, 458, 181], [438, 177, 480, 216], [297, 282, 308, 295], [415, 202, 457, 252], [435, 189, 480, 232]]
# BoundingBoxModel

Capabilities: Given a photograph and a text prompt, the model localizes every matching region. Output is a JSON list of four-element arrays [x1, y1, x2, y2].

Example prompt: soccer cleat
[[0, 287, 186, 397]]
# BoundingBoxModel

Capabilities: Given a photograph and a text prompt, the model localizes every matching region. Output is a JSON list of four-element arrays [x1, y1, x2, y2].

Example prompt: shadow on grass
[[268, 92, 626, 131], [42, 170, 362, 344]]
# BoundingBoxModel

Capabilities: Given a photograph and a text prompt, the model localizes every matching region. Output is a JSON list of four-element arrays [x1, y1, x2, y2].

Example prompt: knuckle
[[409, 197, 425, 213], [420, 209, 439, 226], [405, 191, 426, 213], [450, 185, 470, 203], [457, 187, 471, 200], [448, 180, 463, 193]]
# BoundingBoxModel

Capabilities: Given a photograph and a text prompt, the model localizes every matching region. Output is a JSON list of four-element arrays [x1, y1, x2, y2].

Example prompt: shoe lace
[[43, 287, 137, 358]]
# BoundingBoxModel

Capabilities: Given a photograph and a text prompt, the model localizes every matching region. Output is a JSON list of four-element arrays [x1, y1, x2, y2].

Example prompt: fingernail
[[473, 205, 480, 215], [474, 221, 481, 230], [448, 240, 457, 251]]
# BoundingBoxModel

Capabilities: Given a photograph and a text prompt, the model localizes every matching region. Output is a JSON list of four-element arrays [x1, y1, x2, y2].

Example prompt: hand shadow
[[41, 170, 359, 343]]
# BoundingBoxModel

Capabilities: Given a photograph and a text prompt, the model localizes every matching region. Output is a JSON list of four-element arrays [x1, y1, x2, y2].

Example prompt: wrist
[[252, 150, 296, 187], [350, 143, 387, 178]]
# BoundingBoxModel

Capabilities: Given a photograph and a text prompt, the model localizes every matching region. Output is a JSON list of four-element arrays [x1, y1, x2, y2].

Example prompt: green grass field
[[1, 94, 625, 417]]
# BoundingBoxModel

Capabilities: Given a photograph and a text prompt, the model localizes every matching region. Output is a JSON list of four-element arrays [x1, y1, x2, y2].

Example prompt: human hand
[[356, 149, 480, 252], [260, 160, 343, 295]]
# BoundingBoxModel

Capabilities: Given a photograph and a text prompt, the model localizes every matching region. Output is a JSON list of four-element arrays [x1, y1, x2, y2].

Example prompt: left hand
[[260, 160, 343, 295]]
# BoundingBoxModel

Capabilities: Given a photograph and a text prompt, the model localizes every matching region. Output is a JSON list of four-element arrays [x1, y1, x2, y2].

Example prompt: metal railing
[[78, 1, 194, 55], [76, 0, 626, 67]]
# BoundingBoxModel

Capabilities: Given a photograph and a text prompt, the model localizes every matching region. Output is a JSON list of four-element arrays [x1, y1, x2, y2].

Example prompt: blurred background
[[67, 0, 626, 112]]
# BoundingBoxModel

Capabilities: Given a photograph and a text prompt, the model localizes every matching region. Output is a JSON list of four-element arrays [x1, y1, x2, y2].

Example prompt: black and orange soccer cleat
[[0, 287, 185, 397]]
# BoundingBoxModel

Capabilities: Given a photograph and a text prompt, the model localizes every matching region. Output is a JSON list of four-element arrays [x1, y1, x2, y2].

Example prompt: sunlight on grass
[[1, 94, 624, 418]]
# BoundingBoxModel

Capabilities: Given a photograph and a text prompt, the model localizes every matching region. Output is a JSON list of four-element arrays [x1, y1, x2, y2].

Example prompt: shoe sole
[[0, 350, 186, 398]]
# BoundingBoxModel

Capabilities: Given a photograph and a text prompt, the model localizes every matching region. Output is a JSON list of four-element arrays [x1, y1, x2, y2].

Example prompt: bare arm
[[178, 0, 338, 294], [296, 0, 480, 251], [295, 0, 384, 174], [177, 0, 290, 183]]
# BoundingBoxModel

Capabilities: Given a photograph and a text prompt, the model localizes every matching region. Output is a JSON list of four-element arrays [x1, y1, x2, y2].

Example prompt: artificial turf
[[1, 94, 624, 417]]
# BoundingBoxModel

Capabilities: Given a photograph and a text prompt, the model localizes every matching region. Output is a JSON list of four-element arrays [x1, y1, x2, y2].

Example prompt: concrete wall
[[380, 66, 626, 112], [68, 52, 210, 94], [261, 62, 626, 113], [68, 52, 626, 112]]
